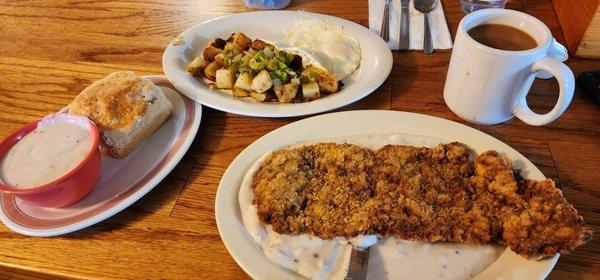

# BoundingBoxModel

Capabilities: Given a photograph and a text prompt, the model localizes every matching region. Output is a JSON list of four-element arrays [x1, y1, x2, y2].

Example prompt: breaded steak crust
[[251, 142, 592, 259]]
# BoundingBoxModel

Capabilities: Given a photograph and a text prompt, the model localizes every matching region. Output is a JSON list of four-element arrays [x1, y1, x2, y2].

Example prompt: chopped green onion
[[299, 75, 309, 84], [238, 66, 250, 73], [277, 61, 287, 70], [254, 50, 265, 60], [232, 53, 243, 64], [267, 60, 278, 71], [285, 52, 295, 64], [272, 70, 289, 84], [249, 58, 263, 70], [281, 72, 289, 83], [224, 56, 232, 67], [263, 47, 273, 58]]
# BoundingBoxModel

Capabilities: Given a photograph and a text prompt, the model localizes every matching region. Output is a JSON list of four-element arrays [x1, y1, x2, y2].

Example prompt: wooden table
[[0, 0, 598, 279]]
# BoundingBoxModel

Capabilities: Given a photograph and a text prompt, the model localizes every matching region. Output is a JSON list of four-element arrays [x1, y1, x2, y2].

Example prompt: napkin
[[369, 0, 453, 50]]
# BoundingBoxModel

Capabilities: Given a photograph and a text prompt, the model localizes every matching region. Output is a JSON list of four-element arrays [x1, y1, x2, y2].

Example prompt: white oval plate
[[0, 76, 202, 237], [215, 110, 558, 279], [162, 11, 393, 118]]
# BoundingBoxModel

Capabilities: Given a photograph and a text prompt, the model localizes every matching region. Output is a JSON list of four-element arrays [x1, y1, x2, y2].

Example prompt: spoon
[[413, 0, 436, 55]]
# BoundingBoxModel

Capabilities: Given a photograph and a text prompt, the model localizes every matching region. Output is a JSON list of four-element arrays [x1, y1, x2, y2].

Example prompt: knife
[[379, 0, 392, 42], [399, 0, 410, 50], [345, 248, 370, 280]]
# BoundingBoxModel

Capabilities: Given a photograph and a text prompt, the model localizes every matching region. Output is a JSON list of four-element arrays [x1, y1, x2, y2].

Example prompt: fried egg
[[282, 15, 361, 80]]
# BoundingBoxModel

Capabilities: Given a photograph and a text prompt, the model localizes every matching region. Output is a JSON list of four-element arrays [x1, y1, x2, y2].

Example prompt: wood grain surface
[[0, 0, 598, 279], [577, 4, 600, 59], [552, 0, 599, 56]]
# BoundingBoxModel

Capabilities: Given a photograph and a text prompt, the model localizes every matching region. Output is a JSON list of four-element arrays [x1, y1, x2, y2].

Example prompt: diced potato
[[232, 87, 249, 97], [302, 81, 320, 100], [224, 42, 242, 54], [250, 39, 268, 51], [187, 56, 207, 75], [203, 45, 222, 62], [251, 70, 273, 94], [274, 84, 283, 94], [284, 83, 299, 95], [302, 66, 325, 81], [233, 32, 252, 50], [203, 61, 220, 81], [275, 83, 298, 103], [215, 68, 236, 89], [301, 66, 338, 93], [234, 72, 254, 92], [214, 53, 225, 67], [317, 72, 339, 93], [250, 92, 267, 102]]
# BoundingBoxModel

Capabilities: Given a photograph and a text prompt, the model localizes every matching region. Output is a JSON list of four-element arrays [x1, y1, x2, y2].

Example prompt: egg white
[[282, 15, 361, 80]]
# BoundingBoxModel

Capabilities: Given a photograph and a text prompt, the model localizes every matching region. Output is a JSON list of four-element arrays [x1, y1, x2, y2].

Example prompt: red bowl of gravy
[[0, 113, 101, 207]]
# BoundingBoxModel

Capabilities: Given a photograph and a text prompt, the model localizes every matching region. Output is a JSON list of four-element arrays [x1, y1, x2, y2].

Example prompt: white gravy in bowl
[[0, 120, 93, 189]]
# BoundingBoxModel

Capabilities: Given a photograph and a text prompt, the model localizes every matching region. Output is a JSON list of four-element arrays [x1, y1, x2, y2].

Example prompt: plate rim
[[0, 76, 202, 237], [162, 10, 393, 118], [215, 110, 559, 280]]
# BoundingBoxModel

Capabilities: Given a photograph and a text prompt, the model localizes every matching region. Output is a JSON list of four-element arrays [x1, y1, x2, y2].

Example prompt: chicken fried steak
[[251, 142, 592, 259]]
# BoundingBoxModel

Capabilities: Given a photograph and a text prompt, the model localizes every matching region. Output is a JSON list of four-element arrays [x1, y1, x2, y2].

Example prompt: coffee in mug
[[467, 24, 537, 51], [443, 9, 574, 126]]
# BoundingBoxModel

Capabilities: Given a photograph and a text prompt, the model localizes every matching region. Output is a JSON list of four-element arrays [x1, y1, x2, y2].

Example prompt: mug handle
[[536, 39, 569, 79], [513, 57, 575, 126]]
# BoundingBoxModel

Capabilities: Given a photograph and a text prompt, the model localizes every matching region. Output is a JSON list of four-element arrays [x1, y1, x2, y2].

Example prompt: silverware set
[[379, 0, 437, 54]]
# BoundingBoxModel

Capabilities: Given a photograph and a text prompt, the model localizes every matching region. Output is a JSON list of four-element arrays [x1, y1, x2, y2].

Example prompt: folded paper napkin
[[369, 0, 453, 50]]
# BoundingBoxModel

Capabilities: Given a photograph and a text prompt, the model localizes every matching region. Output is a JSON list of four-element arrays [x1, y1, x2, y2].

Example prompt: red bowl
[[0, 113, 101, 208]]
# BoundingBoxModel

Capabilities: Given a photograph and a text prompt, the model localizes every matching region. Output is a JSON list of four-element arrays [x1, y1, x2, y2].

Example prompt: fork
[[399, 0, 410, 50], [379, 0, 391, 42]]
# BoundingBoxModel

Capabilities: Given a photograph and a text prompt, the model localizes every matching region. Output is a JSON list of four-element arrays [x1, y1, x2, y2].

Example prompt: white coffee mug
[[443, 9, 574, 126]]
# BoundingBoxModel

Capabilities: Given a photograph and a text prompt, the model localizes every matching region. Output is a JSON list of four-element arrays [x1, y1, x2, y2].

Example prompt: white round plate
[[215, 110, 558, 279], [162, 11, 393, 117], [0, 76, 202, 237]]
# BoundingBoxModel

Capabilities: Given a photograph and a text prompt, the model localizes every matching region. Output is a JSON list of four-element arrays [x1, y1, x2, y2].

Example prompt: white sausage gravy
[[0, 119, 93, 189]]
